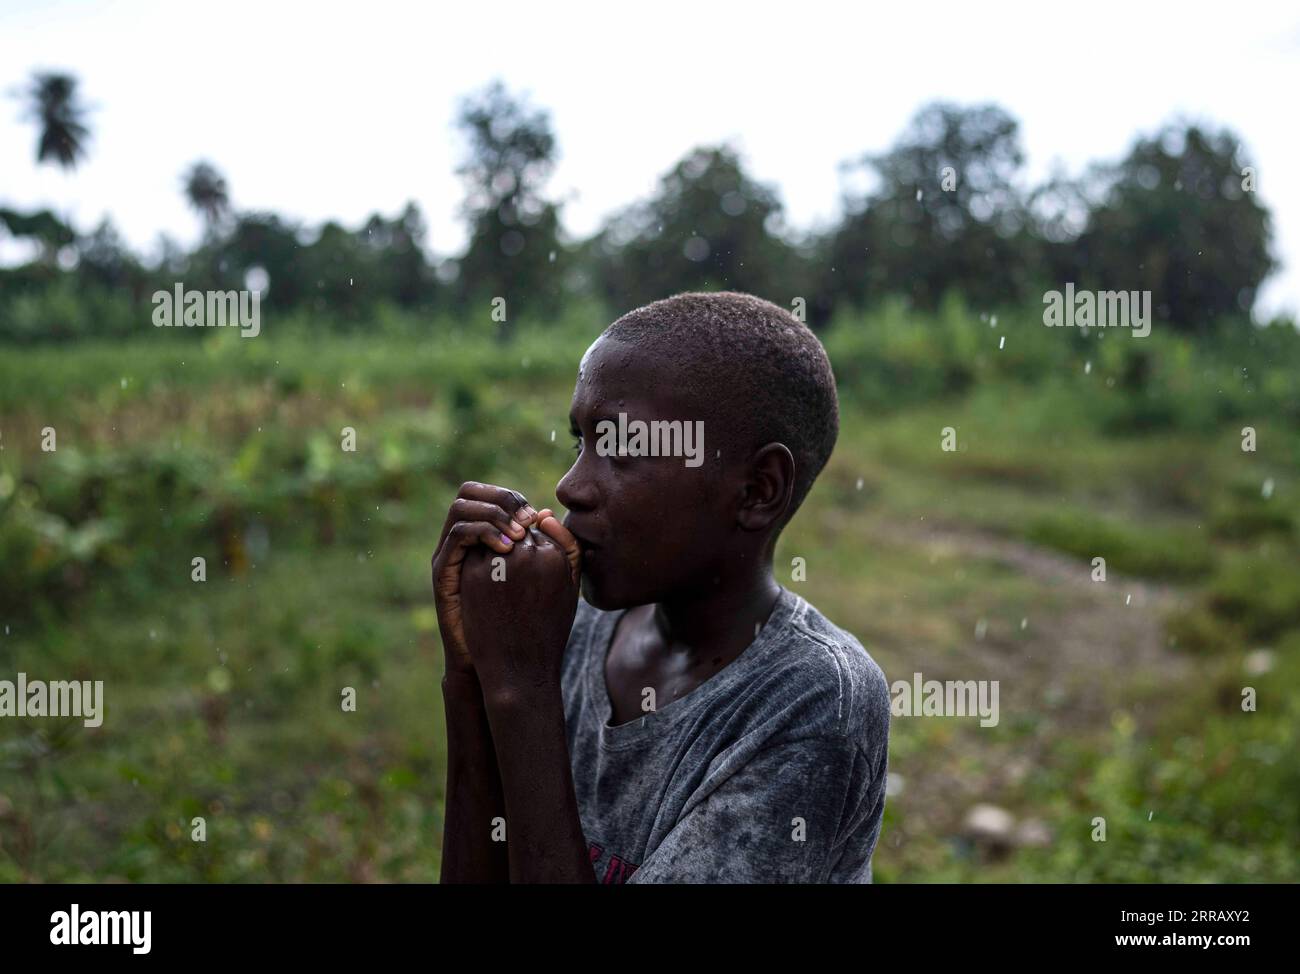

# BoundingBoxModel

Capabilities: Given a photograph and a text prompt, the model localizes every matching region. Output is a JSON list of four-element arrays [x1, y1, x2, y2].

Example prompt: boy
[[432, 291, 891, 883]]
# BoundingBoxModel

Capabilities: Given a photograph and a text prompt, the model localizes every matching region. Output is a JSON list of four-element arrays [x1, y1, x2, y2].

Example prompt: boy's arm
[[458, 513, 596, 883], [482, 685, 594, 883], [432, 482, 540, 883], [439, 670, 510, 883]]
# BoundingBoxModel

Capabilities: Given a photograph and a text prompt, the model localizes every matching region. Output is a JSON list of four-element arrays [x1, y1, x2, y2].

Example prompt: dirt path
[[866, 518, 1192, 860], [876, 516, 1188, 671]]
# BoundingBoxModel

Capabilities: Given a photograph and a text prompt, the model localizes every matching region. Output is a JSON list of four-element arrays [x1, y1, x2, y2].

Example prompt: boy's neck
[[650, 568, 783, 661]]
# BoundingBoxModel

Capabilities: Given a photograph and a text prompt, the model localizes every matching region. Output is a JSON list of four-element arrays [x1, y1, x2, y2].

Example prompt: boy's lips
[[563, 519, 601, 553]]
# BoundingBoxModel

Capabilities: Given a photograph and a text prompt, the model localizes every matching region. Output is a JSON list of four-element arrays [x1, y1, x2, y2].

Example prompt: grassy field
[[1, 304, 1298, 882]]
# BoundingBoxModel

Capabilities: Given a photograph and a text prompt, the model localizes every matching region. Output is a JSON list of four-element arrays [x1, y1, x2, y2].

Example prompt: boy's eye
[[572, 435, 583, 455]]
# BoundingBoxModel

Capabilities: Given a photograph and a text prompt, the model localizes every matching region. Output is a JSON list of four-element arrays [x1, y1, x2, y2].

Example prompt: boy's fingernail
[[499, 533, 514, 546], [509, 519, 525, 536], [519, 505, 539, 523]]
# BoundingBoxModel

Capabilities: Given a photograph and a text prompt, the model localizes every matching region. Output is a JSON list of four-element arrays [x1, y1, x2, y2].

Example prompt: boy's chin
[[579, 575, 618, 611], [579, 572, 641, 612]]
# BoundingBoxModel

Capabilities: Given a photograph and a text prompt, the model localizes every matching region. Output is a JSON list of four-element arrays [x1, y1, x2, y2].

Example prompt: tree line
[[0, 74, 1280, 341]]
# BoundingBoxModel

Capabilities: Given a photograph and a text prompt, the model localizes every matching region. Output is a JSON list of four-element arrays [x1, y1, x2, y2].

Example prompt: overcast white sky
[[2, 0, 1298, 316]]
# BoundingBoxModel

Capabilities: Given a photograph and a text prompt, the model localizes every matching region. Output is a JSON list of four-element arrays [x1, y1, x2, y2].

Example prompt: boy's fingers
[[435, 521, 515, 583], [439, 483, 536, 551], [493, 486, 539, 526], [510, 491, 541, 527], [449, 499, 527, 540], [535, 509, 581, 584]]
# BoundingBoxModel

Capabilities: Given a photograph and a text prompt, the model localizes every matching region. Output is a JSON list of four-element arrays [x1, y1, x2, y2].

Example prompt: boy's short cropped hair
[[601, 291, 839, 523]]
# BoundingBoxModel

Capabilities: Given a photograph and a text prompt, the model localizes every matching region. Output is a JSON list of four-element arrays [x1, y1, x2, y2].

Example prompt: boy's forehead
[[572, 336, 699, 415], [577, 335, 643, 378]]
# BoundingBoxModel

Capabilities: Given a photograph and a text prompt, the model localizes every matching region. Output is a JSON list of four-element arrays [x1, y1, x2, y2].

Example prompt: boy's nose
[[556, 463, 596, 513]]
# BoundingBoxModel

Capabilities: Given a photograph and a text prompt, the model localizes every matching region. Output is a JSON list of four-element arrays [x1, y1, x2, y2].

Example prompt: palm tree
[[183, 161, 231, 234], [23, 72, 90, 170]]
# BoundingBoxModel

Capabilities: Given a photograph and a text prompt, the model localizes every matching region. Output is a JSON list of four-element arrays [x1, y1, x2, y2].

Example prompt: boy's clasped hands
[[431, 481, 582, 704]]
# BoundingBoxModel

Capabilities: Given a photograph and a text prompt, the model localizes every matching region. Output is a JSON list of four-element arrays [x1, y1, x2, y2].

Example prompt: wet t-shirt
[[560, 586, 891, 884]]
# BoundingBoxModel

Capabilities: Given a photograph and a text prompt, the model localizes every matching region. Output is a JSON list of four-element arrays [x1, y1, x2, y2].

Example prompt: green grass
[[2, 304, 1299, 882]]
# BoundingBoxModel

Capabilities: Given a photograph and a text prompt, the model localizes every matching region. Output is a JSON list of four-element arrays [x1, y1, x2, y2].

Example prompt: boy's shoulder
[[758, 590, 891, 759]]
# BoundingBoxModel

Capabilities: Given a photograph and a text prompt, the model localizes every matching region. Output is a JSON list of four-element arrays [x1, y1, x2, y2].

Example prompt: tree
[[77, 218, 140, 291], [295, 205, 435, 321], [826, 102, 1034, 312], [590, 145, 805, 315], [0, 207, 75, 264], [184, 161, 231, 236], [453, 81, 563, 336], [1062, 122, 1275, 332], [213, 212, 311, 308], [21, 72, 91, 170], [358, 202, 434, 308]]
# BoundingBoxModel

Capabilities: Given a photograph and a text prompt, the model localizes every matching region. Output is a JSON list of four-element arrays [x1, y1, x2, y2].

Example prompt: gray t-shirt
[[560, 586, 891, 884]]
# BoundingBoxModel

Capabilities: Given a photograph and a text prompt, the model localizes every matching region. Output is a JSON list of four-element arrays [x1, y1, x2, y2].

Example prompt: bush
[[1025, 510, 1216, 581]]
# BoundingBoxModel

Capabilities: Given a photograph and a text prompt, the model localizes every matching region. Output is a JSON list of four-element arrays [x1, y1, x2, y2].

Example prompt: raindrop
[[245, 266, 270, 293], [998, 336, 1005, 350], [1262, 478, 1274, 498], [683, 236, 710, 262]]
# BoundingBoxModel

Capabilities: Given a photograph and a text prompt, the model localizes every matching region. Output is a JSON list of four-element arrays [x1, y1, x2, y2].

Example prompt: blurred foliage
[[1057, 124, 1275, 333], [588, 145, 804, 314], [0, 91, 1281, 342], [824, 103, 1038, 314], [451, 80, 565, 332]]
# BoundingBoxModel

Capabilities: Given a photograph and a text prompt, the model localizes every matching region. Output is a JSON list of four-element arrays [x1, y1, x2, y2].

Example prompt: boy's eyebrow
[[570, 410, 620, 432], [572, 407, 649, 432]]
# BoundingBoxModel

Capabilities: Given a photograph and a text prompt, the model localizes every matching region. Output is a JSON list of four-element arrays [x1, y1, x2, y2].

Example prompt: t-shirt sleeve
[[627, 736, 875, 884]]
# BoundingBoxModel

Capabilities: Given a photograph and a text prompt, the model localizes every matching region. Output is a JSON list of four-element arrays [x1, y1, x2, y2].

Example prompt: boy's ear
[[737, 443, 795, 532]]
